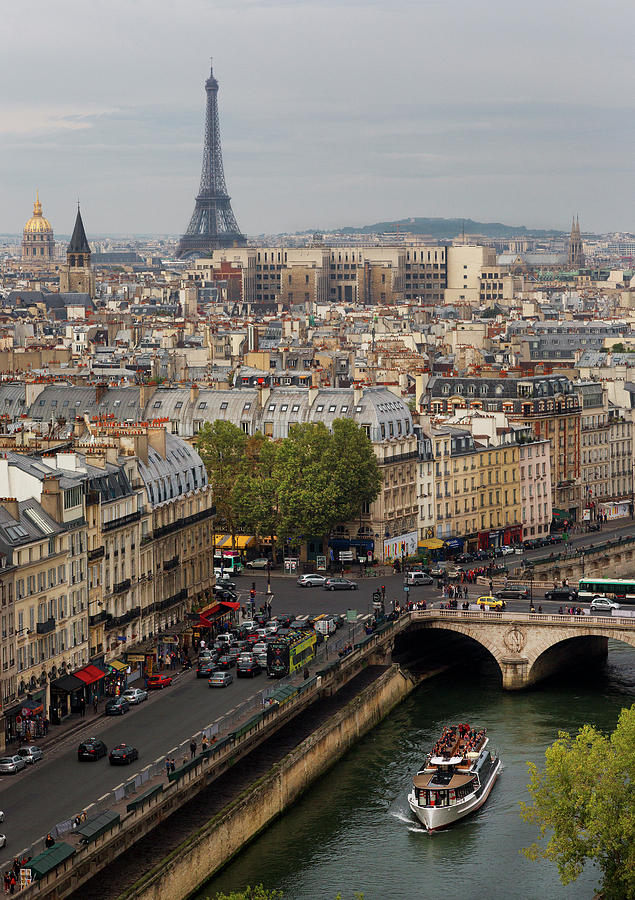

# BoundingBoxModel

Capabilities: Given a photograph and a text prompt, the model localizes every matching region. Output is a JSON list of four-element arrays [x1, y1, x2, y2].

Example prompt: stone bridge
[[383, 609, 635, 689]]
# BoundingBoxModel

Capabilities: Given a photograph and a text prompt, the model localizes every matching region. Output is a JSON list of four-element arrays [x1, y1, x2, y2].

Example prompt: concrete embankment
[[120, 662, 420, 900], [68, 659, 440, 900]]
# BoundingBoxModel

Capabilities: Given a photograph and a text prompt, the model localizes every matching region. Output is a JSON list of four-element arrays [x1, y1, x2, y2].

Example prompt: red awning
[[197, 615, 215, 628], [198, 603, 221, 619], [220, 601, 240, 610], [74, 664, 106, 686]]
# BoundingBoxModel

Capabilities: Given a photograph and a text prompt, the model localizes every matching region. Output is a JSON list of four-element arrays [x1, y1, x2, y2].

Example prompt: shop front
[[383, 531, 418, 563], [503, 524, 523, 546], [328, 538, 375, 564], [4, 697, 46, 746], [443, 538, 464, 555], [478, 530, 501, 551], [104, 659, 130, 697], [74, 664, 106, 703], [50, 674, 85, 723], [598, 501, 630, 522]]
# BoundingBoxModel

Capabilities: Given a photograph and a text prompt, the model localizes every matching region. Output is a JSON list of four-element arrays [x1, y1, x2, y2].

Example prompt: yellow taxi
[[476, 595, 506, 610]]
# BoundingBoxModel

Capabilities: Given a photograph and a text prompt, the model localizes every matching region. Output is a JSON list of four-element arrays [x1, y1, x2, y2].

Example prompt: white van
[[314, 616, 336, 635], [405, 571, 433, 586]]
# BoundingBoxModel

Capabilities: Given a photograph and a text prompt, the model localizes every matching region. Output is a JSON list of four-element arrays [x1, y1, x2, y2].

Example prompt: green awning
[[26, 842, 75, 879], [76, 810, 120, 843]]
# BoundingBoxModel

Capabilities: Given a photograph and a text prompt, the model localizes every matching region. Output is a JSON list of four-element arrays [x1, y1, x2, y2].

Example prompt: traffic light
[[250, 587, 256, 601]]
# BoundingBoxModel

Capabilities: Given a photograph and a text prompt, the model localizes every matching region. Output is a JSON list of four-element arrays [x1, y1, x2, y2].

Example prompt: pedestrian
[[170, 757, 176, 774], [43, 716, 49, 735], [79, 696, 86, 718], [45, 833, 55, 849], [165, 757, 171, 779], [190, 737, 197, 759], [202, 735, 209, 752], [8, 873, 15, 896], [93, 695, 98, 715], [4, 870, 9, 894]]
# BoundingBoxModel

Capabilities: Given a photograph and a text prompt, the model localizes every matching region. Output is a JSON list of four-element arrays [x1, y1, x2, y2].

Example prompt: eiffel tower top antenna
[[176, 63, 246, 258]]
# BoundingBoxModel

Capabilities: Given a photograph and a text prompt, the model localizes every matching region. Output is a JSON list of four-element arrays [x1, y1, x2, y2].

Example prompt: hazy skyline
[[1, 0, 633, 236]]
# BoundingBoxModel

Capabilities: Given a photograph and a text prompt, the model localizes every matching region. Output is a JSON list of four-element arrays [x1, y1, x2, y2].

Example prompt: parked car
[[590, 596, 621, 612], [109, 743, 139, 766], [122, 687, 148, 705], [209, 671, 234, 688], [297, 574, 327, 588], [17, 745, 43, 765], [77, 738, 107, 761], [146, 674, 173, 690], [500, 546, 516, 556], [476, 595, 506, 610], [245, 558, 274, 569], [430, 563, 448, 578], [106, 697, 130, 716], [237, 659, 262, 678], [544, 587, 578, 604], [495, 586, 530, 600], [587, 522, 601, 532], [0, 755, 27, 775], [405, 571, 434, 586], [324, 577, 358, 591], [213, 587, 238, 602]]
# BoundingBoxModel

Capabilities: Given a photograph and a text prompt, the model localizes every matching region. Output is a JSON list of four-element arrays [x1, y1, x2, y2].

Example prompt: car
[[429, 564, 448, 578], [197, 661, 217, 678], [500, 546, 516, 556], [445, 566, 463, 580], [332, 614, 347, 629], [237, 659, 262, 678], [324, 577, 358, 591], [105, 696, 130, 716], [405, 571, 434, 586], [146, 673, 173, 690], [245, 558, 273, 569], [240, 620, 257, 631], [122, 687, 148, 705], [216, 573, 236, 585], [275, 615, 295, 628], [109, 743, 139, 766], [17, 745, 43, 765], [216, 655, 235, 670], [209, 671, 234, 687], [0, 755, 27, 775], [255, 651, 268, 667], [213, 587, 238, 602], [0, 835, 5, 848], [544, 587, 578, 603], [476, 595, 506, 610], [587, 522, 601, 532], [495, 586, 530, 600], [297, 574, 327, 588], [590, 596, 621, 612], [77, 738, 107, 761]]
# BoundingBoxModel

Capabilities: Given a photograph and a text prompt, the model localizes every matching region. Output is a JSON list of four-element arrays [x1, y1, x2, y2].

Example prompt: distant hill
[[333, 217, 564, 239]]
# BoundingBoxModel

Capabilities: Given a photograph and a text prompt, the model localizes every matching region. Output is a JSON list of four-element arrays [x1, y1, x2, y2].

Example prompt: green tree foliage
[[520, 705, 635, 898], [232, 434, 280, 547], [208, 887, 282, 900], [330, 418, 382, 524], [195, 420, 247, 540], [274, 422, 339, 545]]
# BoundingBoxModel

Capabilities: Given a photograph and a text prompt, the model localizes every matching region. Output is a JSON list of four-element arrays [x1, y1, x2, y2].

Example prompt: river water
[[195, 642, 635, 900]]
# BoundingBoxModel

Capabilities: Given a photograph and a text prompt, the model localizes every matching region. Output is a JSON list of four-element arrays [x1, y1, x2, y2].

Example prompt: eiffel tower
[[176, 63, 246, 258]]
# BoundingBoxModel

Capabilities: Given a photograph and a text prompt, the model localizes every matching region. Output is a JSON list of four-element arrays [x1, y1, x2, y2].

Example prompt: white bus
[[214, 550, 244, 576], [578, 577, 635, 604]]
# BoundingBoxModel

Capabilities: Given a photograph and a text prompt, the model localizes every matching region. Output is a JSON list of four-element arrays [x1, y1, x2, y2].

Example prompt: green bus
[[578, 577, 635, 604], [267, 631, 317, 678]]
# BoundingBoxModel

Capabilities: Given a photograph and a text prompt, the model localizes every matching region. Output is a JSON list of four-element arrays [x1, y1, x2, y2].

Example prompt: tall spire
[[68, 205, 90, 254], [176, 63, 246, 258]]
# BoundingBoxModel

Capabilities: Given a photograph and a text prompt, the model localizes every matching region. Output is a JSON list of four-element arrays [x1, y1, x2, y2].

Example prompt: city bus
[[213, 550, 244, 576], [267, 631, 317, 678], [578, 577, 635, 604]]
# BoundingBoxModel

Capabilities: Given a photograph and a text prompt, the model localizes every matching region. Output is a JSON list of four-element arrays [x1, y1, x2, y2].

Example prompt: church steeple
[[567, 214, 584, 268], [60, 204, 95, 297]]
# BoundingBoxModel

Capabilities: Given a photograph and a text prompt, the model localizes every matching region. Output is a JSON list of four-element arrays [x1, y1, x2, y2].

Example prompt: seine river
[[196, 642, 635, 900]]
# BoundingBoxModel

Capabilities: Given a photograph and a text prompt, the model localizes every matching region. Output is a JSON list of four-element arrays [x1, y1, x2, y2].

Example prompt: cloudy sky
[[1, 0, 633, 236]]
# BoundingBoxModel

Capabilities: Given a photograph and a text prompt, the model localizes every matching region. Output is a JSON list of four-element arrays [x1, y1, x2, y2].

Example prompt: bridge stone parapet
[[389, 609, 635, 689]]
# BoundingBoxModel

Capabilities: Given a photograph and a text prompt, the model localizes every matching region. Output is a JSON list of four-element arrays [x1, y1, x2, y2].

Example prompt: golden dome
[[23, 191, 53, 235]]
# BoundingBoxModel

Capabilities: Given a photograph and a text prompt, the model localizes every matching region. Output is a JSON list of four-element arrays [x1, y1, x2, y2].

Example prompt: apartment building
[[519, 440, 553, 539]]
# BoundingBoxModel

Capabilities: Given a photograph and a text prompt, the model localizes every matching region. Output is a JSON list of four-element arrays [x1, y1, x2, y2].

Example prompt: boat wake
[[391, 809, 428, 833]]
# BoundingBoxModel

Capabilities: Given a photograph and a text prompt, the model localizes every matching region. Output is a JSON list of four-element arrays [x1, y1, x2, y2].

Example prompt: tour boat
[[407, 724, 501, 831]]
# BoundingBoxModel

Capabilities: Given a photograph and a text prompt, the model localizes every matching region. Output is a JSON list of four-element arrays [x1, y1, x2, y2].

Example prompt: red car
[[146, 673, 173, 690]]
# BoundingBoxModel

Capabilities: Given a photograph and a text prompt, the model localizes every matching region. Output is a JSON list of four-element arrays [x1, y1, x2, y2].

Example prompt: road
[[0, 569, 619, 857]]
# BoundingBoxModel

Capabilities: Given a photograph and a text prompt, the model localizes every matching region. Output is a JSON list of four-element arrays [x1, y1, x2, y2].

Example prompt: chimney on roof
[[95, 383, 108, 405], [190, 383, 199, 405], [0, 498, 19, 522], [148, 424, 167, 460], [139, 382, 157, 411], [353, 383, 364, 406]]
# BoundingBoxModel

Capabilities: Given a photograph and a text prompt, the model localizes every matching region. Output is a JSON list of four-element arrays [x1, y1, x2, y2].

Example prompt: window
[[341, 405, 348, 413], [329, 405, 337, 413], [198, 401, 207, 409], [63, 486, 82, 510], [316, 405, 324, 412], [268, 404, 276, 412], [153, 401, 162, 409], [280, 404, 288, 412]]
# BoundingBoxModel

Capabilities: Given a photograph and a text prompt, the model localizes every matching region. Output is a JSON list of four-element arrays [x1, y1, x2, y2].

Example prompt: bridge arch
[[397, 612, 635, 690]]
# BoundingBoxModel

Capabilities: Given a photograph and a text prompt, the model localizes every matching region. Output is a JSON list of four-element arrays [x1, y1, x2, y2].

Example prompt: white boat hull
[[408, 757, 501, 831]]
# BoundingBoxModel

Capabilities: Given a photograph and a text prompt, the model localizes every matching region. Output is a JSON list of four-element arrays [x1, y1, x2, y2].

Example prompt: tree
[[520, 705, 635, 898], [330, 418, 382, 525], [208, 888, 282, 900], [196, 420, 247, 543], [274, 422, 339, 548], [232, 434, 280, 550]]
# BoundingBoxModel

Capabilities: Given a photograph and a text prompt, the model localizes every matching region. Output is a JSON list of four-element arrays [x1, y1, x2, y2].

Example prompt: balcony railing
[[102, 510, 142, 533], [89, 610, 109, 626], [163, 555, 180, 572], [112, 578, 131, 595], [36, 617, 55, 636], [155, 588, 188, 612], [88, 546, 105, 561], [105, 606, 141, 630]]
